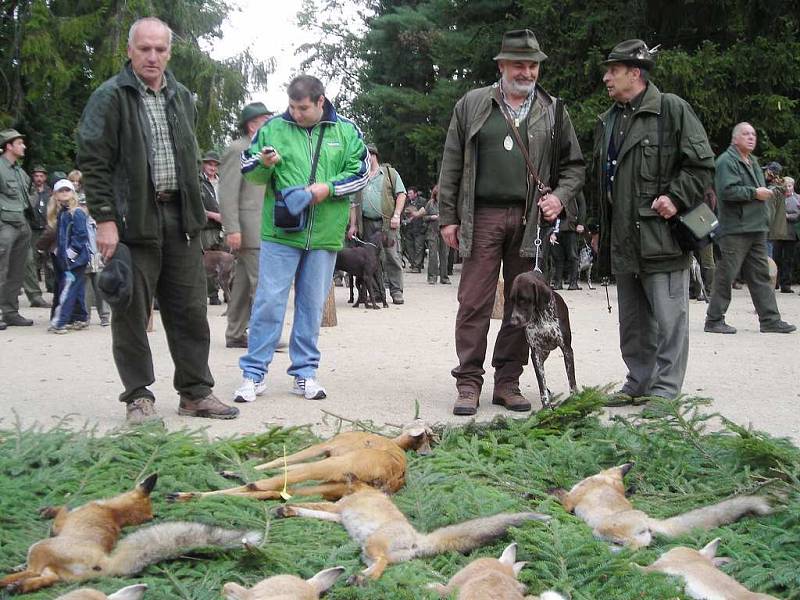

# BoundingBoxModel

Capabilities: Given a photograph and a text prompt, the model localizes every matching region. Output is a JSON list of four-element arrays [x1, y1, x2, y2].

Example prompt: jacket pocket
[[637, 206, 682, 259], [640, 144, 659, 182]]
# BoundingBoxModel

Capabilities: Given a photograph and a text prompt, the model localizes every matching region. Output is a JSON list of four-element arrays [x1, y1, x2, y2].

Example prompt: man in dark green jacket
[[595, 40, 715, 406], [704, 123, 795, 334], [77, 17, 238, 423], [438, 29, 585, 416]]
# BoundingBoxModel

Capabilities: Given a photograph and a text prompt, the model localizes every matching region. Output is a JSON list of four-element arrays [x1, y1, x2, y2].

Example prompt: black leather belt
[[364, 216, 383, 221], [156, 190, 178, 202]]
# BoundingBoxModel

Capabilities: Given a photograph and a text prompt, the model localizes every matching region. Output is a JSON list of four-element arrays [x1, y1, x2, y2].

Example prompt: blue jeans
[[51, 265, 88, 328], [240, 241, 336, 382]]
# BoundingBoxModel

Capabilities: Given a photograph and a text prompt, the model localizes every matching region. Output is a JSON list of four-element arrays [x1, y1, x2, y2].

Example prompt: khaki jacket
[[219, 135, 265, 250], [0, 157, 30, 224], [438, 84, 585, 258], [594, 84, 715, 275]]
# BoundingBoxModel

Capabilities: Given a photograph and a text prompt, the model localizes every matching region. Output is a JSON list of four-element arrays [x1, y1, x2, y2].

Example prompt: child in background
[[48, 179, 91, 334], [70, 169, 109, 326]]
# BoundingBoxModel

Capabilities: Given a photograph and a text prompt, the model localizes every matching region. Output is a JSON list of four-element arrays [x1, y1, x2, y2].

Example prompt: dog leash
[[351, 235, 378, 249]]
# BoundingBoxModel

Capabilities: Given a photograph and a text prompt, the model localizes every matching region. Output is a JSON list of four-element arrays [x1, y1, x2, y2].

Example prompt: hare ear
[[512, 561, 527, 577], [426, 582, 449, 597], [499, 542, 517, 565], [617, 463, 634, 477], [108, 584, 149, 600], [699, 538, 721, 559], [221, 582, 249, 600], [308, 566, 346, 593]]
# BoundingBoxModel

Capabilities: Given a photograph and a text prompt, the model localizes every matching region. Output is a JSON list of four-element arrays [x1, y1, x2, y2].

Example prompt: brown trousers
[[452, 206, 533, 391]]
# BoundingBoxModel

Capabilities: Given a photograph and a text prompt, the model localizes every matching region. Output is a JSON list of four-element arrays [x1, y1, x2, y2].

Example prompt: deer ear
[[499, 542, 517, 565], [308, 566, 346, 593], [699, 538, 721, 559]]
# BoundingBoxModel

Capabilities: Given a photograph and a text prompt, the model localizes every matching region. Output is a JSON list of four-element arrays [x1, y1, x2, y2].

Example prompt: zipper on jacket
[[304, 127, 315, 250]]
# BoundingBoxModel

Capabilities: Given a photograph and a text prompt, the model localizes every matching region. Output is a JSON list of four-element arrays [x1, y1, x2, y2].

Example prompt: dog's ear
[[534, 277, 552, 313]]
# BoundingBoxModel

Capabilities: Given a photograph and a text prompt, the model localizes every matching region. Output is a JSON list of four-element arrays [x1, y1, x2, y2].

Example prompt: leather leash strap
[[493, 86, 550, 196]]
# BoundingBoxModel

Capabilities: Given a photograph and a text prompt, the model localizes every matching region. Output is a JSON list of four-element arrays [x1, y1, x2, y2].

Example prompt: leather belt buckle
[[156, 190, 177, 202]]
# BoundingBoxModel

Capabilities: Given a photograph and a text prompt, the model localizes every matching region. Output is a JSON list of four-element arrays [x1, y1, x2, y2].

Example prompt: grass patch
[[1, 390, 798, 599]]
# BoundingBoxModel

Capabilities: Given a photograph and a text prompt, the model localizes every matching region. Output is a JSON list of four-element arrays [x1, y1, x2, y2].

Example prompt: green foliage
[[1, 392, 798, 598], [300, 0, 800, 190], [0, 0, 273, 173]]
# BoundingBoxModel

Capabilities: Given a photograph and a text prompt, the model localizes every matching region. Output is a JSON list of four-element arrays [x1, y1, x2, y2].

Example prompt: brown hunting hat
[[0, 128, 25, 147], [602, 39, 658, 70], [493, 29, 548, 62]]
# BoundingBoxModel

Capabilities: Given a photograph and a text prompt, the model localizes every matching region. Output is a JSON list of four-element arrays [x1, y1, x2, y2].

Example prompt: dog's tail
[[413, 512, 550, 558], [104, 522, 261, 576], [651, 496, 771, 538]]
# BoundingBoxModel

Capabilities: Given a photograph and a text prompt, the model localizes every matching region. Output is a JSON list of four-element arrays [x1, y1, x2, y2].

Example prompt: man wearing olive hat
[[199, 149, 225, 304], [594, 40, 715, 406], [219, 101, 272, 347], [23, 164, 52, 307], [438, 29, 585, 416], [0, 128, 36, 329]]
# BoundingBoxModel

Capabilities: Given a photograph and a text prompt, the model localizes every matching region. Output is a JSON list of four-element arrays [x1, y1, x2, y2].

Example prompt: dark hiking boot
[[492, 384, 532, 412], [453, 387, 479, 416], [760, 320, 796, 334], [179, 393, 239, 419], [704, 320, 737, 334]]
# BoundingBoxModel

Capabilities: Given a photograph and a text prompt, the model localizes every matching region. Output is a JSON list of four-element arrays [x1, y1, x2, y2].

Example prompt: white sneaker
[[292, 377, 326, 400], [233, 377, 266, 403]]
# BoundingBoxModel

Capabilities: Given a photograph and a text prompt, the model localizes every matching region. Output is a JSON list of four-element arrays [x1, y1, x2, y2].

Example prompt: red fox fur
[[551, 463, 771, 549], [427, 543, 567, 600], [0, 474, 262, 594], [222, 566, 345, 600], [639, 538, 779, 599], [169, 421, 433, 502], [274, 486, 550, 582]]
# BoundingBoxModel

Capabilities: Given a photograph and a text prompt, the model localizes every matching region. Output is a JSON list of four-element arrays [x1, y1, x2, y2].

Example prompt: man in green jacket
[[438, 29, 585, 416], [0, 129, 35, 329], [595, 40, 715, 406], [704, 123, 795, 334], [77, 17, 239, 423], [233, 75, 369, 403]]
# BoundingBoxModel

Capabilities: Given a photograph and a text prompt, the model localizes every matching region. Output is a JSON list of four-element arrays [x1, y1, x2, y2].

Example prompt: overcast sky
[[210, 0, 358, 113]]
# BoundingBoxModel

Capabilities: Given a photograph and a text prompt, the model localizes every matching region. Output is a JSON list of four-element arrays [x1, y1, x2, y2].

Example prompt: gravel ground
[[2, 268, 798, 444]]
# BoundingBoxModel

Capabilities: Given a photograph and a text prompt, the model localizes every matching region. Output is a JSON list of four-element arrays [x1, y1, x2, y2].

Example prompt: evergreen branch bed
[[1, 389, 797, 599]]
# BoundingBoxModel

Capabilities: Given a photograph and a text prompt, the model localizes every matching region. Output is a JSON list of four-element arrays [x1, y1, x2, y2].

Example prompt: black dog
[[335, 231, 388, 309], [509, 271, 577, 408]]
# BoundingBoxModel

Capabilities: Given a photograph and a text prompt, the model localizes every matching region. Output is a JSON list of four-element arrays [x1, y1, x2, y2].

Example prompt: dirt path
[[2, 269, 798, 444]]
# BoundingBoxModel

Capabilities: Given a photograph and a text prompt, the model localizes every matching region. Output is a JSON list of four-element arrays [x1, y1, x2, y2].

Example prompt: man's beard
[[503, 74, 536, 97]]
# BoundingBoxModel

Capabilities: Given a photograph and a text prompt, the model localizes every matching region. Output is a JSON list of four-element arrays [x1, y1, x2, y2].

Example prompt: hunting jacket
[[438, 83, 585, 258], [594, 83, 715, 275], [714, 145, 770, 236], [0, 157, 30, 224], [77, 62, 206, 244], [219, 135, 265, 250], [353, 164, 401, 235], [242, 99, 369, 251]]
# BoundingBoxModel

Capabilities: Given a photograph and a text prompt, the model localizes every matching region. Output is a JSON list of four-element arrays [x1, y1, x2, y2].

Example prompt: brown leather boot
[[453, 386, 480, 416], [179, 393, 239, 419], [492, 384, 531, 412]]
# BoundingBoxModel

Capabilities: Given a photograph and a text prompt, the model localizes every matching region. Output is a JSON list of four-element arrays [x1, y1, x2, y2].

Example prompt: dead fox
[[639, 538, 779, 599], [551, 463, 771, 549], [274, 486, 550, 582], [54, 584, 148, 600], [427, 543, 567, 600], [169, 421, 433, 502], [0, 474, 262, 594], [222, 566, 345, 600]]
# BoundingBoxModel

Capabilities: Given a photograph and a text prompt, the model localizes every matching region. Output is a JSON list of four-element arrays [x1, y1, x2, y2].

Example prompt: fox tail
[[652, 496, 771, 538], [414, 512, 550, 558], [105, 522, 262, 576]]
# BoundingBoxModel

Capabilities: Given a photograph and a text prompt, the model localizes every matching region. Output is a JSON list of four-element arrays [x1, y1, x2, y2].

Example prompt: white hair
[[731, 122, 752, 143], [128, 17, 172, 49]]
